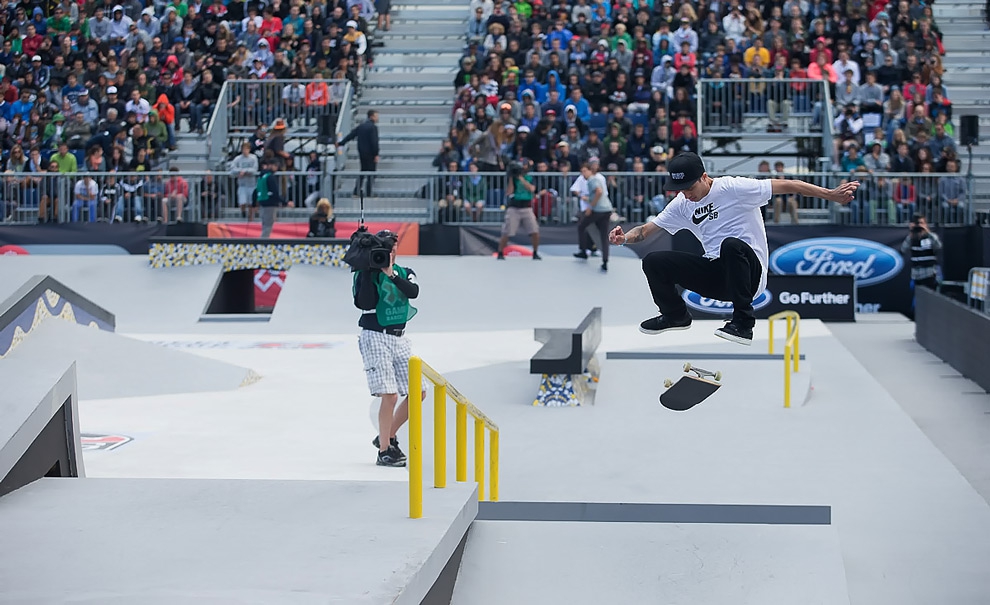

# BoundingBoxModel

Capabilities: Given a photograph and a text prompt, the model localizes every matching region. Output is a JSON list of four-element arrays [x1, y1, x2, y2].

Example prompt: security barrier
[[768, 311, 801, 408], [408, 356, 499, 519]]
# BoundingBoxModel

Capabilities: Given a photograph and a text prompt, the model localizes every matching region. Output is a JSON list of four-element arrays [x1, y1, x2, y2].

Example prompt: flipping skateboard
[[660, 363, 723, 411]]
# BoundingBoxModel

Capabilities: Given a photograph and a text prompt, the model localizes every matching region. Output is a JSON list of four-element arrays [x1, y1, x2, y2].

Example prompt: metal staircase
[[935, 0, 990, 216], [335, 0, 464, 222]]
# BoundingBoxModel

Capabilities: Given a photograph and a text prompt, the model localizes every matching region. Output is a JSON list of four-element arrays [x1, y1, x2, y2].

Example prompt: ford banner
[[672, 227, 912, 315], [681, 274, 856, 321]]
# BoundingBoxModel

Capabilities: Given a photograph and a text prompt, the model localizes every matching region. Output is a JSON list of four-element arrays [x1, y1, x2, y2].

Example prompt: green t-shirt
[[510, 174, 534, 206], [52, 152, 77, 173]]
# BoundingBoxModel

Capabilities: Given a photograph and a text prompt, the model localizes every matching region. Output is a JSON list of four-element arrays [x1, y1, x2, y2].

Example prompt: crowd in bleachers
[[436, 0, 965, 224], [0, 0, 371, 223]]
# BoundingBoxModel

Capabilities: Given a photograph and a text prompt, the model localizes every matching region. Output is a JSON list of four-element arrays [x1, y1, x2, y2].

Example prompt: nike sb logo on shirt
[[691, 202, 720, 225]]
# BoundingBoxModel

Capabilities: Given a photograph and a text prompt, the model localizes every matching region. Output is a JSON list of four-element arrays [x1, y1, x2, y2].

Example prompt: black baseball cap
[[663, 152, 705, 191]]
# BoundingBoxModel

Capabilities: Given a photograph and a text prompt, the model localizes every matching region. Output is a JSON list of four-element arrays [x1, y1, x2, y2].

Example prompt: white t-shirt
[[570, 174, 589, 211], [651, 176, 772, 294]]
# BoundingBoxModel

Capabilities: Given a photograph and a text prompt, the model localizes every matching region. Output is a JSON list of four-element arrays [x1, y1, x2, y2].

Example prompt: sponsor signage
[[769, 237, 903, 287], [682, 274, 856, 321]]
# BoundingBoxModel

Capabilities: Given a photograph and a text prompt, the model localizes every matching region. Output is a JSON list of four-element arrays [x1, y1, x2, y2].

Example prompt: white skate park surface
[[2, 253, 990, 604]]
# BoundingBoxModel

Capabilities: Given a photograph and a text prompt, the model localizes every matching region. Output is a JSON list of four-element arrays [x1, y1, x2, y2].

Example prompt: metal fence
[[0, 169, 979, 227], [1, 170, 331, 225], [208, 79, 354, 165], [697, 78, 831, 135], [325, 169, 979, 227]]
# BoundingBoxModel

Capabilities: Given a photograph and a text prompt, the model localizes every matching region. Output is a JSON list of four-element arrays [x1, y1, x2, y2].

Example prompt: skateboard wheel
[[714, 371, 722, 381], [663, 379, 673, 388], [683, 362, 692, 372]]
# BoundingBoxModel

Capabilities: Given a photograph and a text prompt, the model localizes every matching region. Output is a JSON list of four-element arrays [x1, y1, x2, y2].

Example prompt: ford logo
[[682, 289, 773, 314], [769, 237, 903, 287]]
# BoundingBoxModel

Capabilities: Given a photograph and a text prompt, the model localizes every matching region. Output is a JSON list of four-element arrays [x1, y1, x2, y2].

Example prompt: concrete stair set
[[935, 0, 990, 212], [329, 0, 463, 221]]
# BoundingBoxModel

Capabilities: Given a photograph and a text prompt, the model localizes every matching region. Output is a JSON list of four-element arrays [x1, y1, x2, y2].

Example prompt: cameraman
[[496, 158, 542, 260], [352, 230, 421, 468], [900, 214, 942, 291]]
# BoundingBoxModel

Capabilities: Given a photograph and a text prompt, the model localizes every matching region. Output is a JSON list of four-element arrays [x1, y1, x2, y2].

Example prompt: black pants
[[355, 154, 376, 196], [642, 237, 762, 327], [576, 211, 611, 262]]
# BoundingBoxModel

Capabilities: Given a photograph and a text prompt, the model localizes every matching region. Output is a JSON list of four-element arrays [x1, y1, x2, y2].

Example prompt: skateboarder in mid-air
[[608, 153, 859, 346]]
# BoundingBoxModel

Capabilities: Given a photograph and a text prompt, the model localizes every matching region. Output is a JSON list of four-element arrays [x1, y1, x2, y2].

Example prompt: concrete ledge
[[0, 479, 477, 604]]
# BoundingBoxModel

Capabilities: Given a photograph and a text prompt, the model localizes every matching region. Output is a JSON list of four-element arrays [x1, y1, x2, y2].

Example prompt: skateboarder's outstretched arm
[[770, 179, 860, 204], [609, 221, 661, 246]]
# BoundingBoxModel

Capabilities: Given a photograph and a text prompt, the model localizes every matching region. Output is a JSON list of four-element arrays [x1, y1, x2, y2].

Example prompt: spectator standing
[[339, 109, 380, 197], [573, 161, 613, 271], [900, 214, 941, 291], [497, 158, 541, 259], [255, 159, 294, 237]]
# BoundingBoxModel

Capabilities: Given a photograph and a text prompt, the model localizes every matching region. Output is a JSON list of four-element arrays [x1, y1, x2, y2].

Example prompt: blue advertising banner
[[673, 226, 912, 315], [682, 275, 856, 321]]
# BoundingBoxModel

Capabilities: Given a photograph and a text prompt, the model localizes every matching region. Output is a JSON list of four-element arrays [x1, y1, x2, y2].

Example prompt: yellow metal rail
[[408, 356, 499, 519], [768, 311, 801, 408]]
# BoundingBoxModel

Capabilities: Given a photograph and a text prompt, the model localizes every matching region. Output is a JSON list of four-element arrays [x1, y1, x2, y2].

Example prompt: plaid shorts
[[358, 329, 413, 396]]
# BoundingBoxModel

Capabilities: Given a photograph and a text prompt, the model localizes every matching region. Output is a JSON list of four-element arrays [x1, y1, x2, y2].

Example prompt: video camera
[[506, 160, 527, 179], [344, 226, 397, 271]]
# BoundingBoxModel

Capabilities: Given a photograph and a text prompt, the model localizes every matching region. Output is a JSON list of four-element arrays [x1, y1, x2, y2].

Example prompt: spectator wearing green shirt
[[47, 5, 72, 34], [51, 142, 78, 173]]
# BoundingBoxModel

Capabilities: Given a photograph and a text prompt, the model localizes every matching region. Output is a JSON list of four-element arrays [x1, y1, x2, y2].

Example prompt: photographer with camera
[[900, 214, 942, 292], [496, 158, 542, 260], [348, 228, 421, 467]]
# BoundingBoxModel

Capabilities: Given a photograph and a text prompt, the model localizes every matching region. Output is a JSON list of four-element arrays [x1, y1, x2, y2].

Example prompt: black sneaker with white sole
[[372, 436, 405, 461], [714, 321, 754, 346], [639, 314, 693, 335], [377, 447, 407, 467]]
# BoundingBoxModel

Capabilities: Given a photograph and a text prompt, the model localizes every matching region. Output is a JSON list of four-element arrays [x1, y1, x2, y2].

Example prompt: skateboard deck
[[660, 363, 722, 411]]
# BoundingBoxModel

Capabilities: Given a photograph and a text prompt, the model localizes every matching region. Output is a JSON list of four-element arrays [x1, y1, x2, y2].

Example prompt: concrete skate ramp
[[451, 520, 850, 605], [5, 320, 255, 400], [0, 478, 477, 604], [0, 360, 83, 496], [0, 256, 221, 332], [269, 264, 354, 331]]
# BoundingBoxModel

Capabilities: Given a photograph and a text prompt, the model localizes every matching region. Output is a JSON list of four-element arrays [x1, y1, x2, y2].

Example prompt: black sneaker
[[372, 436, 406, 461], [600, 261, 608, 272], [377, 448, 406, 467], [639, 314, 692, 335], [497, 251, 505, 260], [532, 252, 542, 260], [573, 250, 588, 259], [714, 321, 754, 346]]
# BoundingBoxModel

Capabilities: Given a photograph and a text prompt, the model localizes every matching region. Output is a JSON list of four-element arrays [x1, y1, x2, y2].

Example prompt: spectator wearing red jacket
[[162, 167, 189, 223]]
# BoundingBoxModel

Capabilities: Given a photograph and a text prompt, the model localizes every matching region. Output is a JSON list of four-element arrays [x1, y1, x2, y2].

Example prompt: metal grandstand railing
[[207, 79, 354, 166], [0, 170, 978, 226]]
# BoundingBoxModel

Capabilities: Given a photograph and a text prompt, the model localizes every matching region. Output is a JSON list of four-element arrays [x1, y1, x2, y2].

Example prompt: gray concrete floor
[[830, 314, 990, 506]]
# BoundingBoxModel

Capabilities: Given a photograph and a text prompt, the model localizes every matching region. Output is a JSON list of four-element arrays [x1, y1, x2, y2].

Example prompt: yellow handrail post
[[768, 318, 775, 354], [434, 384, 447, 489], [474, 418, 485, 501], [490, 430, 499, 502], [408, 357, 424, 519], [794, 321, 800, 373], [783, 343, 792, 409], [455, 402, 467, 482]]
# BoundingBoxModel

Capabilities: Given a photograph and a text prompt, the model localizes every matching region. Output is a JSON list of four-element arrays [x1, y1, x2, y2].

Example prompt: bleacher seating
[[424, 0, 968, 226]]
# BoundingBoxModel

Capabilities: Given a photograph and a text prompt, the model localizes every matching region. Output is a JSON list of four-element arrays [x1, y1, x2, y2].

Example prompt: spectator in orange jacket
[[154, 94, 176, 151]]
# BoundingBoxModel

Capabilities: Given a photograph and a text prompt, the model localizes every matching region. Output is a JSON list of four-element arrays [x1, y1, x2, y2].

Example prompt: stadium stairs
[[335, 0, 465, 222], [935, 0, 990, 215]]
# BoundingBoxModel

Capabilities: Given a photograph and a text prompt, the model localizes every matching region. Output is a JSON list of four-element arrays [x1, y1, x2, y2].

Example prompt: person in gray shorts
[[497, 158, 542, 260], [352, 230, 422, 467]]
